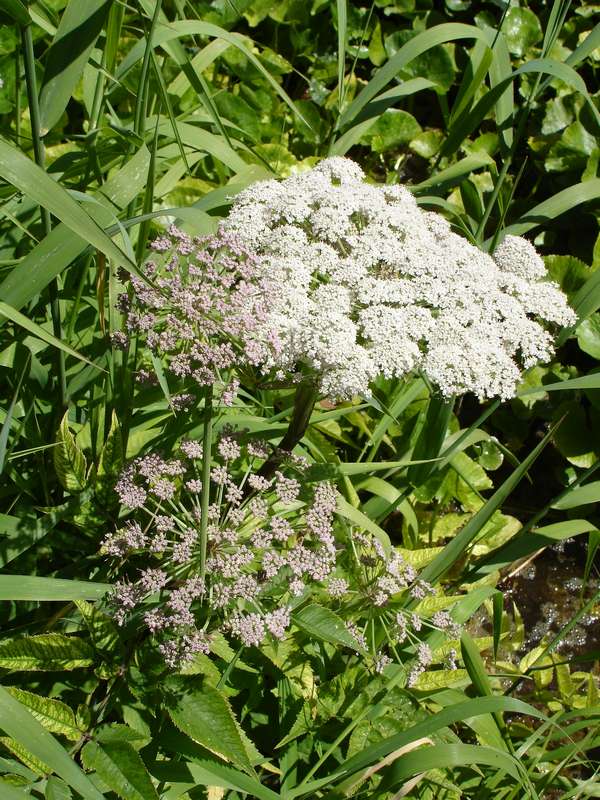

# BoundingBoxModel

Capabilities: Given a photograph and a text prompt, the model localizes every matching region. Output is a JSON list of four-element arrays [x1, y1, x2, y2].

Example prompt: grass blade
[[0, 686, 104, 800]]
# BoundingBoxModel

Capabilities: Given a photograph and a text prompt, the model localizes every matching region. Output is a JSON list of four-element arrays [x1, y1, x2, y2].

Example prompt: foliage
[[0, 0, 599, 798]]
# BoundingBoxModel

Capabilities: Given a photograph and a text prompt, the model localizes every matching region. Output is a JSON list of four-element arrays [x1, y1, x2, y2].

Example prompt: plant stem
[[199, 384, 214, 582], [21, 24, 67, 410], [258, 381, 319, 481]]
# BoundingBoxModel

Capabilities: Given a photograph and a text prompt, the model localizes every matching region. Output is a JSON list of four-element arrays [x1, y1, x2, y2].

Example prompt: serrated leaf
[[95, 724, 150, 748], [5, 689, 81, 741], [165, 676, 257, 776], [81, 741, 158, 800], [0, 686, 103, 800], [0, 737, 51, 776], [54, 413, 87, 493], [97, 411, 123, 482], [75, 600, 120, 655], [0, 634, 94, 671], [397, 547, 444, 568], [293, 603, 366, 652]]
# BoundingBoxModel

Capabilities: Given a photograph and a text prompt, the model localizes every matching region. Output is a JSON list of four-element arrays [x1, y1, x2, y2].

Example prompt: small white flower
[[222, 157, 575, 401]]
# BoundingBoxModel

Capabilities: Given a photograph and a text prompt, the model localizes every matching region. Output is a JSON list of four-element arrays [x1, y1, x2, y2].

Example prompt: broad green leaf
[[45, 776, 73, 800], [359, 109, 421, 153], [293, 603, 366, 652], [5, 689, 81, 741], [577, 315, 600, 359], [0, 777, 33, 799], [0, 685, 104, 800], [0, 575, 111, 601], [39, 0, 112, 133], [54, 413, 87, 493], [412, 668, 468, 691], [503, 7, 542, 57], [75, 600, 120, 655], [165, 676, 256, 776], [81, 741, 158, 800], [0, 736, 51, 775], [0, 634, 94, 671]]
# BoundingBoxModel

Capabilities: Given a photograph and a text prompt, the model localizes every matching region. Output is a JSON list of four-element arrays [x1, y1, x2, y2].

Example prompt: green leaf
[[0, 575, 111, 601], [384, 30, 455, 93], [165, 676, 256, 776], [0, 301, 101, 370], [577, 315, 600, 359], [81, 741, 158, 800], [75, 600, 120, 655], [0, 145, 150, 317], [0, 0, 29, 25], [0, 736, 51, 775], [359, 109, 421, 153], [293, 603, 366, 651], [552, 480, 600, 510], [503, 7, 542, 57], [378, 743, 523, 793], [0, 777, 33, 799], [291, 696, 545, 797], [420, 423, 555, 585], [39, 0, 112, 134], [338, 23, 493, 130], [0, 634, 94, 671], [149, 758, 281, 800], [5, 689, 81, 741], [0, 686, 103, 800], [45, 776, 73, 800], [0, 137, 139, 277], [53, 413, 87, 493], [96, 411, 123, 499]]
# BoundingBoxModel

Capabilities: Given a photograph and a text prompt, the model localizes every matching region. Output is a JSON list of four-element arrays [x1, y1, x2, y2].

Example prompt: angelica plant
[[223, 157, 575, 402], [103, 432, 466, 680]]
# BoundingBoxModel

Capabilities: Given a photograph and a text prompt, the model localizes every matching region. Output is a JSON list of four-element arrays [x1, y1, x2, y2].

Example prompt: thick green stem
[[22, 24, 67, 410], [199, 384, 214, 582]]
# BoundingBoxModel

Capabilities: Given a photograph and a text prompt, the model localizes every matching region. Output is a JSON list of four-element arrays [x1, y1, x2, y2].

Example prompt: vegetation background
[[0, 0, 599, 797]]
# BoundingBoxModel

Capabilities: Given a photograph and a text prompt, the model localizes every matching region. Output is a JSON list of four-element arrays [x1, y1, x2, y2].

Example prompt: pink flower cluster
[[113, 225, 283, 406], [103, 433, 340, 667]]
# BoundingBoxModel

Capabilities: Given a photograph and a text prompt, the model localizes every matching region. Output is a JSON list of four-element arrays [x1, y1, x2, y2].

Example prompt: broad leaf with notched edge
[[164, 676, 257, 776], [0, 634, 94, 671], [81, 741, 158, 800], [54, 413, 87, 493], [293, 603, 367, 652], [5, 688, 82, 741]]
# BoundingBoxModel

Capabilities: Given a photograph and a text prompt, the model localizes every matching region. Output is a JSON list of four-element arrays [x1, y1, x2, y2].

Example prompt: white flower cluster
[[222, 157, 575, 400]]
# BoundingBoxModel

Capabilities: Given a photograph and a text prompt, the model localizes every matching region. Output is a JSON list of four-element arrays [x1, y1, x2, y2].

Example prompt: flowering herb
[[113, 225, 283, 407], [222, 157, 575, 400], [103, 435, 464, 678]]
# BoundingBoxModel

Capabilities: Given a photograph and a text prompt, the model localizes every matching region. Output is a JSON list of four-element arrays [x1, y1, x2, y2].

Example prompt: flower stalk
[[258, 381, 319, 480], [199, 383, 214, 581]]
